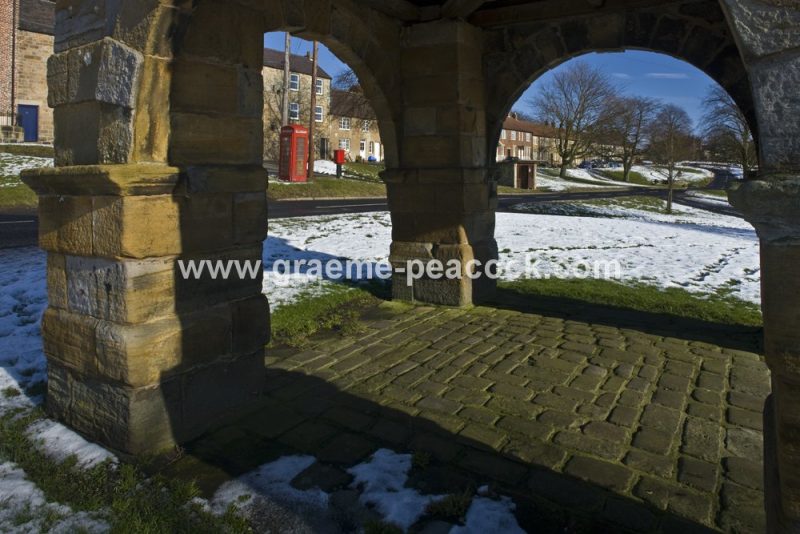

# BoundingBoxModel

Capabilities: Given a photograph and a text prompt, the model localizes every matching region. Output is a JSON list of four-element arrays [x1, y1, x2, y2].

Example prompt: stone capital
[[729, 176, 800, 244]]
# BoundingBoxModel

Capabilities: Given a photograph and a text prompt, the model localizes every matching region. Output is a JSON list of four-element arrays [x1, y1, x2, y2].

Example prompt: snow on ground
[[314, 160, 338, 176], [0, 461, 108, 533], [205, 448, 525, 533], [0, 153, 53, 181], [348, 449, 444, 530], [632, 165, 713, 184]]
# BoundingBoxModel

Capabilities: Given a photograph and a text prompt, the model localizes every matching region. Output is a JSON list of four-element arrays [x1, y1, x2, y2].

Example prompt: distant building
[[496, 114, 566, 166], [262, 48, 333, 162], [0, 0, 54, 143], [262, 46, 384, 163], [328, 89, 383, 162]]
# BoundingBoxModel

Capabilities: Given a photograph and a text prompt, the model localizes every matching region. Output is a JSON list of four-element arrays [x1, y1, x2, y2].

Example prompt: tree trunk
[[666, 168, 674, 214], [559, 162, 569, 179], [623, 159, 633, 183]]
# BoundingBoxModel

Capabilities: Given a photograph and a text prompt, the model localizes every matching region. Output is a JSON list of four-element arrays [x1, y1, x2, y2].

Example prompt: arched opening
[[482, 47, 766, 531]]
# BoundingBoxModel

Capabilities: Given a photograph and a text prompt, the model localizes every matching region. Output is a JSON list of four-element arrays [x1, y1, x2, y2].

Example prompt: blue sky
[[264, 34, 717, 130]]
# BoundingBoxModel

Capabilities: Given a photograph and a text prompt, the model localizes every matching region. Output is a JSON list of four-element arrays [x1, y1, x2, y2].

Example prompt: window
[[339, 138, 351, 151], [315, 106, 323, 122], [501, 129, 506, 139], [340, 117, 351, 130], [526, 132, 532, 142], [315, 79, 324, 95], [362, 120, 371, 132], [369, 141, 374, 153], [289, 74, 300, 91], [510, 131, 517, 141], [289, 103, 300, 120], [360, 139, 366, 152]]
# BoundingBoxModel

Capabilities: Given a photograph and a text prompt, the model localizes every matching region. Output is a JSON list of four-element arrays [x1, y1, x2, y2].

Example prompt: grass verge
[[343, 162, 385, 182], [0, 409, 251, 533], [498, 278, 762, 327], [270, 284, 385, 346], [0, 144, 54, 158], [596, 169, 651, 186], [267, 178, 386, 200], [0, 176, 38, 210]]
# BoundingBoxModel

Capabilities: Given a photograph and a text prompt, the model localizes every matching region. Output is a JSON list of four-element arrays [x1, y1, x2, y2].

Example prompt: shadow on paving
[[155, 293, 768, 533], [164, 368, 720, 534], [490, 287, 762, 354]]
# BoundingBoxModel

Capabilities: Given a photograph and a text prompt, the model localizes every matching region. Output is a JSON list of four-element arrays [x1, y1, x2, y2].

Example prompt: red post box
[[333, 149, 346, 165], [279, 125, 309, 182]]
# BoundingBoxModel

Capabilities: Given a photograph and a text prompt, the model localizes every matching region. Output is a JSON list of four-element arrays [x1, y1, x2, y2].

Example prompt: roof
[[502, 115, 559, 139], [263, 48, 332, 80], [330, 89, 376, 120], [18, 0, 55, 35]]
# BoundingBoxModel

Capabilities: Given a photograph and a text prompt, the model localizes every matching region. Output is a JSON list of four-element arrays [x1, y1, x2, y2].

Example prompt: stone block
[[233, 192, 268, 244], [170, 113, 263, 166], [92, 194, 181, 258], [38, 195, 94, 255]]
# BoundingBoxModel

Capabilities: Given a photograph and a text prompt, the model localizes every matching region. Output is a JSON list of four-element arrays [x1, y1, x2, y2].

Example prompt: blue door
[[17, 105, 39, 142]]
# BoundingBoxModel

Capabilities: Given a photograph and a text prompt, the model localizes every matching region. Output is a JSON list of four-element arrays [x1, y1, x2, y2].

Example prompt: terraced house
[[497, 113, 582, 166], [262, 46, 385, 162], [0, 0, 54, 143]]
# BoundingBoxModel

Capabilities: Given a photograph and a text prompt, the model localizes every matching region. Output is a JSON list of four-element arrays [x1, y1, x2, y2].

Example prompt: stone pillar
[[720, 0, 800, 529], [22, 165, 269, 455], [388, 20, 497, 307], [21, 0, 270, 455]]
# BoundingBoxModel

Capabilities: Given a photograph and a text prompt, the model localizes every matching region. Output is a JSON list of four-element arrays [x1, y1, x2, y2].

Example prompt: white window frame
[[362, 120, 371, 133], [360, 139, 366, 152], [339, 138, 351, 151], [289, 102, 300, 120], [510, 131, 517, 141], [501, 129, 506, 139], [314, 105, 324, 123], [526, 132, 532, 142], [340, 117, 351, 130], [289, 74, 300, 92], [315, 79, 324, 96]]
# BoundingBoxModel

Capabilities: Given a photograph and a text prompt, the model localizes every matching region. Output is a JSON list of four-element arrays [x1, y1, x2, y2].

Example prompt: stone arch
[[482, 0, 755, 161]]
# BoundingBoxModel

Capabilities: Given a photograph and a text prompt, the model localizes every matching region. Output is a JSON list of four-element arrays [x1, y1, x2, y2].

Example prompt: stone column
[[388, 20, 497, 307], [720, 0, 800, 529], [21, 0, 270, 455]]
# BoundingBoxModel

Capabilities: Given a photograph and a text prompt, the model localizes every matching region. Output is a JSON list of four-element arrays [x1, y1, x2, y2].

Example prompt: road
[[0, 179, 740, 249]]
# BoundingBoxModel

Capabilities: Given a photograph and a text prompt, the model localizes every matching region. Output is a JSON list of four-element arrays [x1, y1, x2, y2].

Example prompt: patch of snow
[[26, 419, 117, 468], [348, 449, 444, 531], [314, 160, 338, 176], [0, 153, 53, 178], [450, 496, 525, 534], [210, 455, 328, 515], [0, 461, 108, 533]]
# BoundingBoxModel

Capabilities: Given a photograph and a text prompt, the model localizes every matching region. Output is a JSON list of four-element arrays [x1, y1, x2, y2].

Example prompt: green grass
[[596, 169, 652, 186], [0, 175, 38, 210], [694, 189, 729, 198], [267, 177, 386, 200], [270, 284, 385, 346], [498, 278, 762, 327], [0, 144, 54, 158], [0, 409, 251, 533], [343, 162, 385, 182]]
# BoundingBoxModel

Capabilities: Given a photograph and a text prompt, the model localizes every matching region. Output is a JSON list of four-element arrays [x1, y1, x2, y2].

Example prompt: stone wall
[[15, 28, 53, 141], [0, 0, 13, 119]]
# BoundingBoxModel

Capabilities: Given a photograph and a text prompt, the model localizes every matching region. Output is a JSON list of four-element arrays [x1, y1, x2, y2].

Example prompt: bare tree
[[527, 61, 618, 178], [701, 86, 756, 174], [647, 104, 695, 214], [600, 96, 659, 182]]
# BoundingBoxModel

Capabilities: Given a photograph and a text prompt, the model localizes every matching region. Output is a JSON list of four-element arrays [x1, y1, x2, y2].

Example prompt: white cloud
[[646, 72, 690, 79], [612, 73, 632, 79]]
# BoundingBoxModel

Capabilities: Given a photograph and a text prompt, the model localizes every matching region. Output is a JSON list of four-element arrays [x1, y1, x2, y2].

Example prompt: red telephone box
[[279, 125, 309, 182]]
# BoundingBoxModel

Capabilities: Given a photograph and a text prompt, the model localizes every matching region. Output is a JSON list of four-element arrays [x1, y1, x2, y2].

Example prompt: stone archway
[[20, 0, 800, 531], [482, 0, 756, 159]]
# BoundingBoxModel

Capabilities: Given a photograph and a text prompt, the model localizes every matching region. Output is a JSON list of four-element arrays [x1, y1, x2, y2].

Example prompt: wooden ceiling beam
[[469, 0, 681, 28], [441, 0, 493, 19], [354, 0, 421, 22]]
